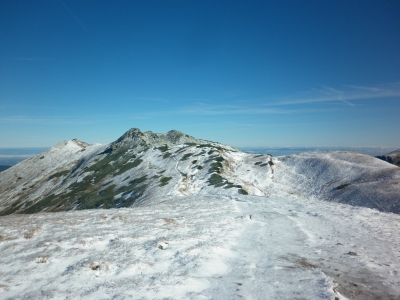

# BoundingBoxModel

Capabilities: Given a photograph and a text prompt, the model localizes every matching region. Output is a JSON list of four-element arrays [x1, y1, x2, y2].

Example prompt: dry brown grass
[[90, 263, 100, 270], [162, 218, 177, 224], [90, 262, 109, 271], [24, 227, 41, 239], [279, 254, 318, 269], [0, 284, 10, 292], [35, 256, 49, 263]]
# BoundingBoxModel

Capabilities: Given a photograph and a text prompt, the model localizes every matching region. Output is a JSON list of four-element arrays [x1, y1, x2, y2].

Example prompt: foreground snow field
[[1, 194, 399, 299]]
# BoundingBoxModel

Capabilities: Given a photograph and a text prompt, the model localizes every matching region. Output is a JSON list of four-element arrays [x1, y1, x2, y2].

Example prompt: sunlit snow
[[1, 194, 400, 299], [1, 130, 400, 299]]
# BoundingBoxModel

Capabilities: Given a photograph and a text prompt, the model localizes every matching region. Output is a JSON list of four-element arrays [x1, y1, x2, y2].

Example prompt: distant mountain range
[[376, 149, 400, 167], [1, 128, 400, 216]]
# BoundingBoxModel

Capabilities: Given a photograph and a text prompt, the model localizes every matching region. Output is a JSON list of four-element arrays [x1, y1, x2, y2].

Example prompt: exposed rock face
[[72, 139, 89, 149], [105, 128, 236, 154], [376, 149, 400, 167]]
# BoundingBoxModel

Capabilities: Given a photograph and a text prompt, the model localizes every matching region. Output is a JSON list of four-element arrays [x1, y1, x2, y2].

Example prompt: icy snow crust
[[1, 195, 400, 299], [273, 151, 400, 213], [1, 129, 400, 299]]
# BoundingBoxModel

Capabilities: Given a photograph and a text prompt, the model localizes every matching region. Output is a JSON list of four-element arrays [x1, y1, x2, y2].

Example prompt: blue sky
[[1, 0, 400, 147]]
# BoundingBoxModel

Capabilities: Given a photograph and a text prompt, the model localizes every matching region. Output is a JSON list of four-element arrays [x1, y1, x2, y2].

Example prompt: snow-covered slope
[[0, 128, 268, 215], [273, 151, 400, 213], [1, 129, 400, 215], [1, 128, 400, 299], [1, 195, 399, 299], [0, 140, 105, 215]]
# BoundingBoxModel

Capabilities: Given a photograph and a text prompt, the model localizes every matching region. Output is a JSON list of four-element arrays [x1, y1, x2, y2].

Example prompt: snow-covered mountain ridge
[[1, 128, 399, 215], [1, 128, 400, 299], [273, 151, 400, 212]]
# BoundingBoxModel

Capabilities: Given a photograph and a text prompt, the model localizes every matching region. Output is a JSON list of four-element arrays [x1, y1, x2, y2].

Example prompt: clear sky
[[1, 0, 400, 148]]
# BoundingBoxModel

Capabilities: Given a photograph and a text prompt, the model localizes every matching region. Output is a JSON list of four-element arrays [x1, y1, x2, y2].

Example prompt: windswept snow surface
[[1, 129, 400, 299], [272, 151, 400, 213], [1, 195, 399, 299]]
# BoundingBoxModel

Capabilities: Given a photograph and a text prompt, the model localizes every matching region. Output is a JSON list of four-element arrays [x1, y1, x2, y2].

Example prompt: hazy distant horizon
[[1, 146, 397, 167], [0, 147, 49, 166], [238, 146, 399, 157]]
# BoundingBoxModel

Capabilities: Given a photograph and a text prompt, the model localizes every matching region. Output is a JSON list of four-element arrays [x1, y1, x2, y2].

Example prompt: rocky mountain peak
[[72, 139, 89, 148], [110, 128, 202, 152], [165, 130, 189, 143], [115, 128, 144, 143]]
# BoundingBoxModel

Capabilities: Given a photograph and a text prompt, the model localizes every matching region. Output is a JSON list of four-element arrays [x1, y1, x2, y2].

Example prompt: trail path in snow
[[208, 195, 400, 300], [204, 198, 337, 299], [172, 156, 181, 177], [0, 195, 399, 299]]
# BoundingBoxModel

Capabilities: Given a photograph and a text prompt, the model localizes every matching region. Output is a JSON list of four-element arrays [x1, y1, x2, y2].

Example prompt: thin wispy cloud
[[0, 116, 92, 125], [182, 121, 255, 128], [132, 104, 289, 117], [276, 83, 400, 106], [130, 97, 170, 103], [340, 99, 355, 107], [58, 0, 93, 38], [179, 104, 287, 116], [9, 58, 51, 61], [343, 85, 387, 92], [1, 103, 75, 110], [130, 97, 213, 104], [126, 104, 337, 119]]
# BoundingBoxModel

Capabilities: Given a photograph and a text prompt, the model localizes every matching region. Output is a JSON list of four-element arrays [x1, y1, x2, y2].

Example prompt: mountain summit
[[1, 128, 400, 216], [105, 128, 236, 154]]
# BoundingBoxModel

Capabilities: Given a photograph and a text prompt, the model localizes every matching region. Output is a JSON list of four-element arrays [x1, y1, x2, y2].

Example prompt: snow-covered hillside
[[0, 129, 264, 215], [1, 128, 400, 299], [273, 151, 400, 213], [1, 128, 399, 215]]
